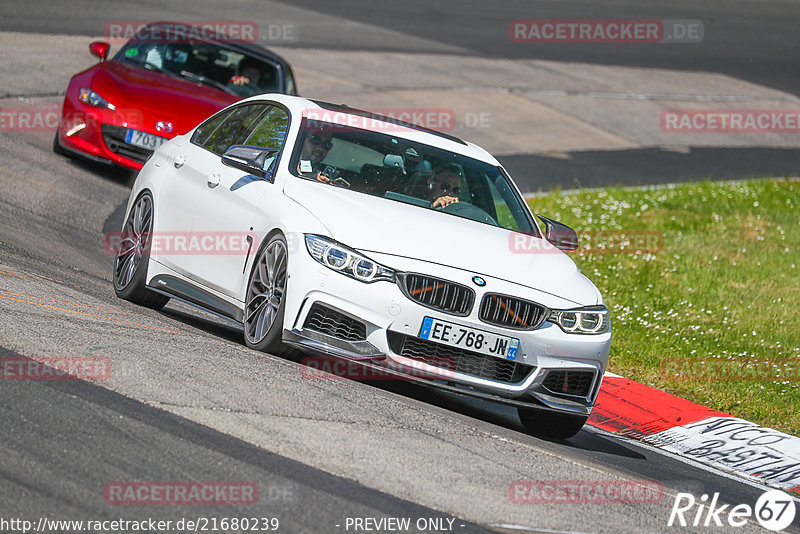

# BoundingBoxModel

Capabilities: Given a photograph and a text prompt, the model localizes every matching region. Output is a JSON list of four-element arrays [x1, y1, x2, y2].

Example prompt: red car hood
[[91, 61, 239, 136]]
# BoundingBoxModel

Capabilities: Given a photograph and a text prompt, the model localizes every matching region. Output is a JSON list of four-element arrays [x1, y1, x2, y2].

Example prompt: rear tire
[[518, 407, 588, 440], [112, 191, 169, 310]]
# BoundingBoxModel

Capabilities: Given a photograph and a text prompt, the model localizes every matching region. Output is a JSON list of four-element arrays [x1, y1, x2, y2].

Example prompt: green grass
[[527, 178, 800, 435]]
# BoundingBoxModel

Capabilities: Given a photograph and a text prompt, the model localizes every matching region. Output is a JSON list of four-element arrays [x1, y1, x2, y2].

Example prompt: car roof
[[310, 100, 468, 146], [236, 94, 500, 165]]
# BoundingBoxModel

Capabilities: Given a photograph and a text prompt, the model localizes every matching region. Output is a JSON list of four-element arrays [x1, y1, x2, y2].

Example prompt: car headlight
[[548, 306, 610, 335], [305, 235, 395, 283], [78, 87, 116, 111]]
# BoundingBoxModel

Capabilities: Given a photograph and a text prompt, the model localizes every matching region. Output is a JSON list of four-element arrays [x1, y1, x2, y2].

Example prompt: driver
[[227, 58, 264, 94], [427, 163, 464, 209], [297, 129, 334, 183]]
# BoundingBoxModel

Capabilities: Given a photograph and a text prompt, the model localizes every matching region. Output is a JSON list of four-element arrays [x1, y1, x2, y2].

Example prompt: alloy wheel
[[114, 194, 153, 290], [244, 238, 287, 344]]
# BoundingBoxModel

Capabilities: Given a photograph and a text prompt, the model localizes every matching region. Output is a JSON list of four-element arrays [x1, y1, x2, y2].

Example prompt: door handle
[[206, 173, 220, 188], [173, 154, 186, 168]]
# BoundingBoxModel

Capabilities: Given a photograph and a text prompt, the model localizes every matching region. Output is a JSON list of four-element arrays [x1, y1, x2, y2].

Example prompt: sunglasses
[[309, 135, 333, 150]]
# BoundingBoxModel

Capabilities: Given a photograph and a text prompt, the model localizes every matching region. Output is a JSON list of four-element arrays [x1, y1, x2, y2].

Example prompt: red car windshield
[[115, 41, 280, 97]]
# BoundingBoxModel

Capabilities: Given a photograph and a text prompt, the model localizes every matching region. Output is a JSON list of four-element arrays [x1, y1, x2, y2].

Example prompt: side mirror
[[537, 215, 578, 251], [221, 145, 279, 180], [89, 41, 111, 61]]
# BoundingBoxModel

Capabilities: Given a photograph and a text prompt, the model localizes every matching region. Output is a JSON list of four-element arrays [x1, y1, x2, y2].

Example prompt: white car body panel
[[282, 176, 599, 306]]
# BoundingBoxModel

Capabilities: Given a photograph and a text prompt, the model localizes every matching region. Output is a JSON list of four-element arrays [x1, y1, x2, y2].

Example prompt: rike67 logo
[[668, 490, 796, 531]]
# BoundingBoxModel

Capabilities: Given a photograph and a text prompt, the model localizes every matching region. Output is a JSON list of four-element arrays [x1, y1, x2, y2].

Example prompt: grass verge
[[528, 178, 800, 435]]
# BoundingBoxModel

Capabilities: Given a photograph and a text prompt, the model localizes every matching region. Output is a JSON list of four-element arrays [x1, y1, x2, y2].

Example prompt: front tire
[[112, 191, 169, 310], [518, 407, 588, 440], [244, 233, 289, 355]]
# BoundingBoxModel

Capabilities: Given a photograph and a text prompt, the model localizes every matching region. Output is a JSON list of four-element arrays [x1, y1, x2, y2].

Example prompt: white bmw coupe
[[113, 94, 611, 439]]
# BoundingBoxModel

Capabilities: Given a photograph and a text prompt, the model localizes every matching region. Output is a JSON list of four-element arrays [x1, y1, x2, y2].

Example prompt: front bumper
[[284, 327, 602, 416], [281, 236, 611, 417], [56, 95, 160, 170]]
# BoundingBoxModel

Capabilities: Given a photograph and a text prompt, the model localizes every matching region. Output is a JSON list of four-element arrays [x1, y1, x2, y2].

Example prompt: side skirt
[[148, 274, 244, 324]]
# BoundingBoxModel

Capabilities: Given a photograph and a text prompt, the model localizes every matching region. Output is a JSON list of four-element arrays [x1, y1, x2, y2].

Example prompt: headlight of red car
[[78, 87, 116, 111]]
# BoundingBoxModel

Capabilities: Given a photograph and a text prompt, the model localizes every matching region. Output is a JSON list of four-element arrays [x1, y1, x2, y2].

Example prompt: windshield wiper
[[179, 70, 232, 93]]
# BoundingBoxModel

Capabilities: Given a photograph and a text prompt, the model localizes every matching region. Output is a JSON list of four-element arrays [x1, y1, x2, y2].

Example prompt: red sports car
[[54, 22, 297, 170]]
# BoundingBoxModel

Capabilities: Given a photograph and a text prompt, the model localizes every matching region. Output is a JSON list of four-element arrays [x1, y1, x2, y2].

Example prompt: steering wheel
[[442, 202, 499, 226], [332, 176, 351, 188], [320, 165, 350, 189]]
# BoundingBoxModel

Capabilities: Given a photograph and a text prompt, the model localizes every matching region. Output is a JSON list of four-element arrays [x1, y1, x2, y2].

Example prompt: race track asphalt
[[1, 2, 798, 532]]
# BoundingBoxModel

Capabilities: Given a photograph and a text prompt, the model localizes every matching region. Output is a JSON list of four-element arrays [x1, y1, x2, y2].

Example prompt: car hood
[[91, 61, 239, 135], [283, 177, 600, 306]]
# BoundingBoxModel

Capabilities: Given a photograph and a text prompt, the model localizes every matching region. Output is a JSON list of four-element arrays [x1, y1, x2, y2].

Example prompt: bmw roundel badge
[[472, 276, 486, 287]]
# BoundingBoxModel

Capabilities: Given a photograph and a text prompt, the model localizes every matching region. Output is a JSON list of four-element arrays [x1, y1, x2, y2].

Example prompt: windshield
[[114, 41, 280, 97], [290, 118, 535, 233]]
